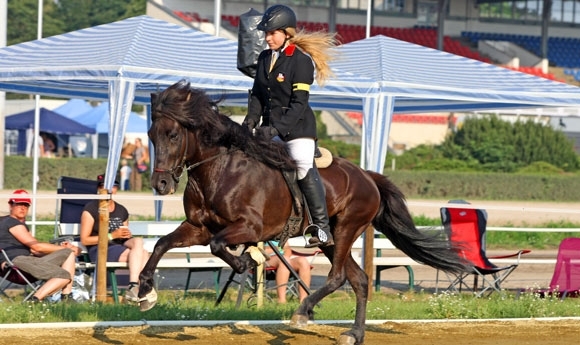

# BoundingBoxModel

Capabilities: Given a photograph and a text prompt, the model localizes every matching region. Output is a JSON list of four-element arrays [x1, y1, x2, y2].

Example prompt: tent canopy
[[5, 107, 96, 135], [72, 102, 147, 134], [1, 15, 580, 185], [53, 99, 94, 118]]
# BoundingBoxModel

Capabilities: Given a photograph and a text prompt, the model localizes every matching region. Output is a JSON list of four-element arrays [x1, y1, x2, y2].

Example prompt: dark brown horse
[[139, 81, 468, 345]]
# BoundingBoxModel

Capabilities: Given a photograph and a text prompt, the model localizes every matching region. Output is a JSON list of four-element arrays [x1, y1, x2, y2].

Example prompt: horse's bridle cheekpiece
[[153, 122, 230, 183]]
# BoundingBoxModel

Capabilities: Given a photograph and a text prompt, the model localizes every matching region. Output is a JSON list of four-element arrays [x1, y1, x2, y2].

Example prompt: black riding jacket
[[244, 44, 317, 141]]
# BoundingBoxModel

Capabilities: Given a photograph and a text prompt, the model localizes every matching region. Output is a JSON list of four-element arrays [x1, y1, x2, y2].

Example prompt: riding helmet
[[257, 4, 297, 32]]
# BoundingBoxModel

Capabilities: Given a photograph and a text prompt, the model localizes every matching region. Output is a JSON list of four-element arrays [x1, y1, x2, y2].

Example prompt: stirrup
[[303, 224, 334, 248]]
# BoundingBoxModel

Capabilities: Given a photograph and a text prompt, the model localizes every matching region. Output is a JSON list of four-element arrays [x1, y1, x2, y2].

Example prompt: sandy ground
[[1, 192, 578, 344], [1, 320, 579, 345]]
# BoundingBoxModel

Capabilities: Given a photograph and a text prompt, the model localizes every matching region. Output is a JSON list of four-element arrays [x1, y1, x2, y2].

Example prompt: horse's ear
[[151, 93, 158, 104]]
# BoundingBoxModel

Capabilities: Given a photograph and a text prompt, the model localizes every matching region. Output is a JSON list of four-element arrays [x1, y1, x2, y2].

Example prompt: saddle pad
[[315, 147, 332, 168]]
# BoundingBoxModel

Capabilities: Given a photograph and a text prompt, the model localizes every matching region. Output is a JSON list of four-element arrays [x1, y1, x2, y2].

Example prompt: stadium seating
[[462, 31, 580, 69]]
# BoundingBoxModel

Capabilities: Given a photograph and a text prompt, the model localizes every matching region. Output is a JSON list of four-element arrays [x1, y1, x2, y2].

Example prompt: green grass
[[2, 289, 579, 324]]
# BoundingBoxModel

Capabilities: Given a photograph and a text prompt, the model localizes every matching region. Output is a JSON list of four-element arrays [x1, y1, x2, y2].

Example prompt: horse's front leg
[[139, 222, 210, 311], [209, 222, 267, 274]]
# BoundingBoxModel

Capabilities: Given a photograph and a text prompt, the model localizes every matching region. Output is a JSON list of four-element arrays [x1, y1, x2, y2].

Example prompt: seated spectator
[[0, 189, 80, 303], [79, 174, 149, 303], [264, 241, 312, 303]]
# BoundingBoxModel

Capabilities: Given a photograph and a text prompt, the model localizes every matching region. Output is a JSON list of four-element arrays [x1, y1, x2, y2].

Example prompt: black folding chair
[[0, 248, 43, 302]]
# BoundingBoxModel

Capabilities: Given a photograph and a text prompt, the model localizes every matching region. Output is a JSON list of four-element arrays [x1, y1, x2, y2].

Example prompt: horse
[[138, 80, 468, 345]]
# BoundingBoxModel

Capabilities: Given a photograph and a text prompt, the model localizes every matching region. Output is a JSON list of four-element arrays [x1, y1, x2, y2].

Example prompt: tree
[[7, 0, 147, 45], [7, 0, 64, 45], [441, 115, 579, 172]]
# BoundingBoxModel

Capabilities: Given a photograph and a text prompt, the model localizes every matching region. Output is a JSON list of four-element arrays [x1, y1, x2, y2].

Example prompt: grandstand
[[146, 0, 580, 150], [148, 1, 579, 81]]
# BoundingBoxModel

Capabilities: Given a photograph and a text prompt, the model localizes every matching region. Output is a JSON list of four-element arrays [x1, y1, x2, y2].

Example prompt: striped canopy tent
[[334, 35, 580, 172], [1, 16, 580, 184], [0, 15, 371, 189]]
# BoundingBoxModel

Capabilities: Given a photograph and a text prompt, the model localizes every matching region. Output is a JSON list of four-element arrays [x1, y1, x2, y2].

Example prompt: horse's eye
[[169, 133, 179, 142]]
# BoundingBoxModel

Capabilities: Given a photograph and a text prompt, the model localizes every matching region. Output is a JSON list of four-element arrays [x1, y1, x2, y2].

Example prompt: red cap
[[8, 189, 32, 206]]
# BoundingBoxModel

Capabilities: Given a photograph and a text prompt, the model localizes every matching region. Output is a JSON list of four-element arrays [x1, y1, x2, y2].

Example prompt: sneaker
[[61, 293, 75, 303], [124, 284, 140, 303], [26, 296, 41, 304]]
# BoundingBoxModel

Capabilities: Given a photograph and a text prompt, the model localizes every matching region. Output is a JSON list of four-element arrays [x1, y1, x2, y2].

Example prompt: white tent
[[1, 15, 580, 184]]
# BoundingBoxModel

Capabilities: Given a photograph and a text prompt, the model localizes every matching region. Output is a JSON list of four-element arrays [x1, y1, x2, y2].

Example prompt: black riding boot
[[298, 168, 334, 248]]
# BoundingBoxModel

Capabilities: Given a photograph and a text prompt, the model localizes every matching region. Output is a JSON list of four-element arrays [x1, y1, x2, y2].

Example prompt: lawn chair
[[534, 237, 580, 299], [52, 176, 98, 300], [436, 200, 530, 297], [54, 176, 99, 242], [245, 242, 318, 305], [0, 248, 42, 302], [216, 240, 318, 308]]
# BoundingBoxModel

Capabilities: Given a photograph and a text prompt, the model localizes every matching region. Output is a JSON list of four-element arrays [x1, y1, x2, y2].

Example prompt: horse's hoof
[[139, 288, 158, 312], [289, 314, 309, 329], [336, 334, 357, 345]]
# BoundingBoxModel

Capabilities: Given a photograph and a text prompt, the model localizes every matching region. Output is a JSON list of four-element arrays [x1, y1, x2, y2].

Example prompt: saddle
[[277, 147, 333, 247]]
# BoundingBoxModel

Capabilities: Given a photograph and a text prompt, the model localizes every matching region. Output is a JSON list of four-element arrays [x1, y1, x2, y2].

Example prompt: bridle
[[153, 125, 189, 182], [152, 124, 230, 182]]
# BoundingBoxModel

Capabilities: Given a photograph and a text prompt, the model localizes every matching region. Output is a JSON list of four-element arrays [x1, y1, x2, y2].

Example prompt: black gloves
[[243, 118, 257, 132], [256, 126, 280, 140]]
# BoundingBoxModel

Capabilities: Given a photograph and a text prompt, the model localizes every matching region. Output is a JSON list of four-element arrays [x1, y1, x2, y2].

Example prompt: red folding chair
[[436, 200, 530, 297]]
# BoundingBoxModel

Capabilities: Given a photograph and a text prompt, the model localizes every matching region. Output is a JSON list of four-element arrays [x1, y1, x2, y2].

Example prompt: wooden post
[[256, 242, 264, 308], [363, 225, 375, 300], [95, 189, 110, 302]]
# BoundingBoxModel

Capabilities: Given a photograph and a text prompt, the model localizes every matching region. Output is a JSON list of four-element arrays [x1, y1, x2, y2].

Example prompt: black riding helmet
[[257, 4, 297, 32]]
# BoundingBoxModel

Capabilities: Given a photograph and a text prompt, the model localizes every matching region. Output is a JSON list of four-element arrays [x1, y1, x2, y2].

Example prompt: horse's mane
[[152, 81, 297, 170]]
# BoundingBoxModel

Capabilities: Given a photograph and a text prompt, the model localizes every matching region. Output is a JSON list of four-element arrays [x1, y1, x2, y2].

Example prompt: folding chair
[[245, 242, 318, 305], [216, 241, 318, 308], [54, 176, 99, 240], [534, 237, 580, 299], [0, 249, 42, 302], [436, 200, 530, 297], [53, 176, 99, 298]]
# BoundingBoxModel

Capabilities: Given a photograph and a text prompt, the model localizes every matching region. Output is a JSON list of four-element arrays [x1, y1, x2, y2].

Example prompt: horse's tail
[[366, 170, 468, 274]]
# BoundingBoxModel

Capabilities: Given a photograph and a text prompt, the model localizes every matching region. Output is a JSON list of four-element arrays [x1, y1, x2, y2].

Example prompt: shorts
[[12, 248, 74, 281], [87, 244, 128, 263]]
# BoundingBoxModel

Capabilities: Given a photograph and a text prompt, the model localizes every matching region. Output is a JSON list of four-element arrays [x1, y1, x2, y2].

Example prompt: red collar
[[284, 44, 296, 56]]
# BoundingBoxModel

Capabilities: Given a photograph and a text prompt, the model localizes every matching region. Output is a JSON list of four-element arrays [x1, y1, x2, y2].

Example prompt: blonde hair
[[285, 27, 338, 86]]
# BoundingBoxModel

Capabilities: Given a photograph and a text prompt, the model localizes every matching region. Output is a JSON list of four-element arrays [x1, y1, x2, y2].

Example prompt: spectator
[[41, 132, 56, 158], [129, 138, 148, 192], [79, 174, 149, 303], [0, 189, 80, 303], [119, 159, 132, 191], [264, 241, 312, 303]]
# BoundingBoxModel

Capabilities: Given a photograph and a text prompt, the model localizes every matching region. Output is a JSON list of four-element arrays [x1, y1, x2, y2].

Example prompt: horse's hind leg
[[290, 252, 367, 345], [290, 246, 346, 323], [337, 258, 368, 345], [139, 222, 210, 311]]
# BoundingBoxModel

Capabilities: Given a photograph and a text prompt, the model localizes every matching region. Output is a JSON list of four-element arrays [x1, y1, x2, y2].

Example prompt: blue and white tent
[[72, 102, 147, 134], [53, 99, 94, 119], [1, 16, 580, 186], [335, 35, 580, 172]]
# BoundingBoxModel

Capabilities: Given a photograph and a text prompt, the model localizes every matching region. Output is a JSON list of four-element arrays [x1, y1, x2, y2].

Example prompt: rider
[[242, 4, 337, 248]]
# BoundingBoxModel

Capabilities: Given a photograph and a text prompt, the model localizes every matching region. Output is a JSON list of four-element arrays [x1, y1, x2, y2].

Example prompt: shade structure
[[1, 16, 580, 186], [53, 99, 94, 119], [5, 107, 95, 135], [72, 102, 147, 134]]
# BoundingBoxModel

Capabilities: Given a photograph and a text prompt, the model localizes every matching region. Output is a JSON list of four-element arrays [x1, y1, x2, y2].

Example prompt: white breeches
[[274, 137, 315, 180]]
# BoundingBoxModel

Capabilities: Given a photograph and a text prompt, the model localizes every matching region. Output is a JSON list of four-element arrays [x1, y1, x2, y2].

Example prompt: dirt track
[[1, 320, 579, 345]]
